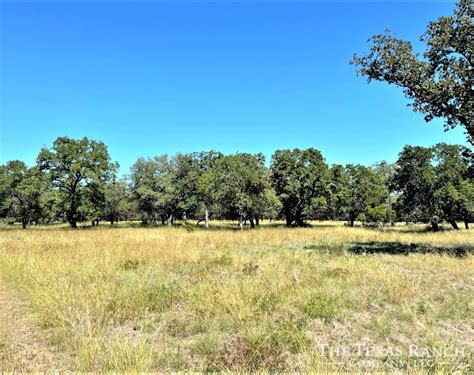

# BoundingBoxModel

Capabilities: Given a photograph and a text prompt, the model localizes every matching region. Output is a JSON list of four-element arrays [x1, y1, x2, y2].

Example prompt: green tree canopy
[[0, 161, 43, 228], [352, 0, 473, 143], [206, 153, 276, 229], [270, 148, 329, 227], [328, 164, 350, 221], [37, 136, 117, 228], [392, 143, 472, 230], [104, 180, 131, 225], [130, 156, 174, 225], [345, 164, 388, 227]]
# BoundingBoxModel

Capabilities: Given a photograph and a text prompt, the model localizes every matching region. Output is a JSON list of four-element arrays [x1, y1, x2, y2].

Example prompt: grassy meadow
[[0, 222, 473, 372]]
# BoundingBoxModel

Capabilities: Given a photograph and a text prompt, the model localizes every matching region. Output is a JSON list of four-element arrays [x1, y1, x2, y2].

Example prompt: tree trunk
[[95, 219, 99, 226], [285, 206, 292, 227], [182, 212, 187, 225], [255, 218, 260, 226], [465, 220, 469, 229], [350, 219, 354, 227], [69, 189, 79, 229], [91, 220, 95, 227], [167, 214, 173, 226], [22, 219, 27, 229], [295, 209, 304, 227], [431, 221, 439, 232], [205, 208, 209, 229], [250, 218, 255, 229], [239, 214, 244, 231], [111, 219, 114, 225], [447, 219, 459, 230]]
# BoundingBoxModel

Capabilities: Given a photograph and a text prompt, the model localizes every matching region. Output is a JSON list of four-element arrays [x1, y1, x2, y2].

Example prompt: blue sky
[[0, 1, 467, 176]]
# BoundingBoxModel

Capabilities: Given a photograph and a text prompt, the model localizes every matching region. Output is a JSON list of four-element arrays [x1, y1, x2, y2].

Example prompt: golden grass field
[[0, 222, 473, 372]]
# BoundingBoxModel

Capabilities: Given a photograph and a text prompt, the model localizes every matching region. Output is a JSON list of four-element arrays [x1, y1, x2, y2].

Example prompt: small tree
[[194, 151, 224, 228], [373, 161, 397, 225], [251, 188, 282, 225], [345, 165, 387, 227], [104, 180, 130, 225]]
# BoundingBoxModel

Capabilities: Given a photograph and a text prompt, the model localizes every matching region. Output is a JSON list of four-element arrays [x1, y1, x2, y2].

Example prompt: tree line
[[2, 2, 472, 231], [1, 136, 472, 231]]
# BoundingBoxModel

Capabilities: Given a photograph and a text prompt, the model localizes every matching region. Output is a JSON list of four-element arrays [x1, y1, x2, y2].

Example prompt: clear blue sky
[[0, 0, 467, 176]]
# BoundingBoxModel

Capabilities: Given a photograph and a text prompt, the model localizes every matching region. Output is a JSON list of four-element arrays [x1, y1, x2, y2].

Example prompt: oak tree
[[352, 0, 473, 143], [37, 137, 117, 228]]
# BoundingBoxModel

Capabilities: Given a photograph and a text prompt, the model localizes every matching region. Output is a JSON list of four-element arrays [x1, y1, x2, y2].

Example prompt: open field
[[1, 223, 473, 372]]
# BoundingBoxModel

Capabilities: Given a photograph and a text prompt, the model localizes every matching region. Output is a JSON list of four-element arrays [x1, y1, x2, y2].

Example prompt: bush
[[301, 294, 339, 321]]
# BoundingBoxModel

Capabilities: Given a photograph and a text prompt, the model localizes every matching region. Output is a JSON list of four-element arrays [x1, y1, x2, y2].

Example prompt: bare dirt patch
[[0, 279, 63, 372]]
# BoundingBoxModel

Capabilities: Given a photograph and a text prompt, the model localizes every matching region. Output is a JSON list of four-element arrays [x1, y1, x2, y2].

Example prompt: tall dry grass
[[0, 223, 472, 371]]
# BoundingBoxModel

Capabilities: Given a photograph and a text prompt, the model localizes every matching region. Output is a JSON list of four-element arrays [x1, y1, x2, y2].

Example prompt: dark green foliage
[[36, 137, 117, 228], [270, 148, 329, 227], [345, 164, 388, 227], [205, 153, 280, 229], [103, 180, 132, 224], [134, 152, 205, 225], [0, 136, 471, 230], [0, 161, 44, 228], [130, 151, 224, 226], [130, 155, 174, 225], [392, 146, 435, 225], [171, 153, 202, 222], [327, 164, 350, 221], [392, 143, 472, 230], [39, 189, 62, 224], [352, 0, 473, 143]]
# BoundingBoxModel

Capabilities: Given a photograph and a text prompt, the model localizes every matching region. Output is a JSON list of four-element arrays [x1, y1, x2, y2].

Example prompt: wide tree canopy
[[352, 0, 473, 143], [1, 137, 471, 230], [37, 137, 117, 228], [206, 153, 277, 229]]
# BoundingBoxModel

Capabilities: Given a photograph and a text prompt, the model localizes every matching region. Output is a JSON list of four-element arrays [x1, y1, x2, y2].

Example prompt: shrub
[[301, 294, 339, 321]]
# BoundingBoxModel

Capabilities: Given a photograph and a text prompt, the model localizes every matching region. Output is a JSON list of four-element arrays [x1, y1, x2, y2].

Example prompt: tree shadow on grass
[[348, 242, 472, 257]]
